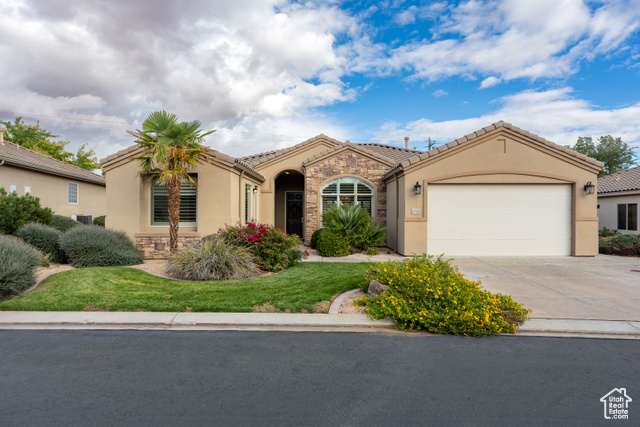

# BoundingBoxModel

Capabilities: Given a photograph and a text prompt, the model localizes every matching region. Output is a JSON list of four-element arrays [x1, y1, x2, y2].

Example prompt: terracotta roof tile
[[598, 165, 640, 194], [0, 141, 105, 186]]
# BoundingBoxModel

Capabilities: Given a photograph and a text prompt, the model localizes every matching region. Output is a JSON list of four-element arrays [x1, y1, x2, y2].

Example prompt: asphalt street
[[0, 330, 637, 426]]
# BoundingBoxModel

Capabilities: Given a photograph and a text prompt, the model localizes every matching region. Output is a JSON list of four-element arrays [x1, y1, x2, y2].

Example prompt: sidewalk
[[1, 310, 639, 338]]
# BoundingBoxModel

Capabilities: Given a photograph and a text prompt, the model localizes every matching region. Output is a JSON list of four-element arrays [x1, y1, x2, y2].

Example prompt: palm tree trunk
[[168, 180, 181, 253]]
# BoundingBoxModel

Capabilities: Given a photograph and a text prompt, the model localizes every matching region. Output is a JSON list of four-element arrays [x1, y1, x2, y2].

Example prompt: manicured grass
[[0, 262, 371, 313]]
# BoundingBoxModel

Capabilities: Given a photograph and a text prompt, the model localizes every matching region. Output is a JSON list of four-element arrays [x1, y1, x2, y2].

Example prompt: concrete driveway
[[454, 255, 640, 322]]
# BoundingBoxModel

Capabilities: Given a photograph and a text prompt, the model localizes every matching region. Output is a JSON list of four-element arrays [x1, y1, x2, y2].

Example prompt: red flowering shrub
[[218, 222, 308, 271]]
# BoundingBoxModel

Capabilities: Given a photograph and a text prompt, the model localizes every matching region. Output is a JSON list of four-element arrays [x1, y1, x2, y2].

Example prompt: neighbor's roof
[[597, 165, 640, 194], [0, 141, 106, 186], [383, 121, 604, 179]]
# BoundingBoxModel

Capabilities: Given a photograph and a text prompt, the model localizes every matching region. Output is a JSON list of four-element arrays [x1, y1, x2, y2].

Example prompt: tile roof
[[100, 144, 264, 181], [383, 121, 604, 178], [356, 143, 424, 163], [0, 141, 106, 186], [239, 134, 343, 167], [597, 165, 640, 194]]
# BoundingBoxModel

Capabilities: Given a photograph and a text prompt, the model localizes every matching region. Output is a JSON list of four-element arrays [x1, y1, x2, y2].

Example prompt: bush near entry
[[0, 236, 42, 297], [0, 188, 53, 235], [321, 205, 386, 252], [356, 255, 530, 337], [316, 229, 350, 257]]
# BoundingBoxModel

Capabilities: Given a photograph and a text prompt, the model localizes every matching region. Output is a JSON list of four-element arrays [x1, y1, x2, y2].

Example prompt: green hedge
[[93, 216, 106, 227], [15, 223, 66, 264], [59, 225, 143, 267], [0, 188, 53, 235], [50, 215, 82, 233], [310, 228, 324, 249], [316, 229, 350, 257], [0, 236, 42, 297]]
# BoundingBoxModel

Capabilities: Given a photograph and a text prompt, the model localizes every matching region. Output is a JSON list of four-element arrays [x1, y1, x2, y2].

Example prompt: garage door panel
[[427, 184, 572, 256]]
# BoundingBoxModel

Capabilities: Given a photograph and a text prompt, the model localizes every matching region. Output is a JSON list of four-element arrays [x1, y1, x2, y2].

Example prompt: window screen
[[68, 183, 78, 204], [618, 204, 627, 230]]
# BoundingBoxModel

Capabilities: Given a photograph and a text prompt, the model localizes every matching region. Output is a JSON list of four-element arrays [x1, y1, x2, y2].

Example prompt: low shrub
[[93, 216, 106, 227], [0, 236, 42, 297], [59, 225, 143, 267], [599, 234, 640, 256], [167, 234, 259, 281], [355, 220, 387, 249], [50, 215, 82, 233], [15, 223, 66, 264], [310, 228, 324, 249], [0, 188, 53, 235], [599, 227, 620, 238], [356, 255, 530, 337], [316, 229, 350, 257], [366, 246, 379, 256], [219, 222, 308, 271]]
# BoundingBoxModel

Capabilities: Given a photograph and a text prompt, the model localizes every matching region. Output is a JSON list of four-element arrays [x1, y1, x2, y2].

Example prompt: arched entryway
[[274, 170, 305, 238]]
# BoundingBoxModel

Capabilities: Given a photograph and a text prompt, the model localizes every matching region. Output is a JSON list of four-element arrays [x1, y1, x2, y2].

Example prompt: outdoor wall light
[[584, 181, 595, 195], [414, 181, 422, 195], [253, 185, 258, 193]]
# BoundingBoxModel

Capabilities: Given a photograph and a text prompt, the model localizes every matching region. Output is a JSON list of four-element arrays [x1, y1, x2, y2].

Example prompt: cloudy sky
[[1, 0, 639, 162]]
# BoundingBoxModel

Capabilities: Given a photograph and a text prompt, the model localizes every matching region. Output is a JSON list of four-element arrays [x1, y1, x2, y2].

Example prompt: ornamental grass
[[356, 254, 530, 337]]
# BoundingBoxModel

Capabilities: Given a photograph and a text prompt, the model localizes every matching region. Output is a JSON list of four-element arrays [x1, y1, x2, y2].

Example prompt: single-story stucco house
[[0, 129, 106, 223], [100, 121, 603, 258], [597, 165, 640, 234]]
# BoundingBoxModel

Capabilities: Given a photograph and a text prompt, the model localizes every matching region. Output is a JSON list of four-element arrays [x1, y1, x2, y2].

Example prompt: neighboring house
[[0, 129, 106, 223], [597, 165, 640, 234], [101, 121, 602, 258]]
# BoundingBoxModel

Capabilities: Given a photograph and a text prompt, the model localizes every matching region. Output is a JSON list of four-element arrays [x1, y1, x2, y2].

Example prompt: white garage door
[[427, 184, 572, 256]]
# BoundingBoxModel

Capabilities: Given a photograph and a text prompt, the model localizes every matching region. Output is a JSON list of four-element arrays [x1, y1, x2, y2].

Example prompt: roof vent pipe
[[404, 136, 409, 149]]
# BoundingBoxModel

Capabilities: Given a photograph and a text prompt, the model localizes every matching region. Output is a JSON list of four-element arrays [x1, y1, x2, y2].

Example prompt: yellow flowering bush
[[356, 254, 530, 337]]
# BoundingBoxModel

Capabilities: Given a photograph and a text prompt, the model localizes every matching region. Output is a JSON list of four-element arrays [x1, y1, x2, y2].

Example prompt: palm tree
[[128, 111, 215, 252]]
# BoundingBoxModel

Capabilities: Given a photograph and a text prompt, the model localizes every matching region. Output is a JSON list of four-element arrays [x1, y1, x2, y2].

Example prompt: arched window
[[321, 177, 374, 216]]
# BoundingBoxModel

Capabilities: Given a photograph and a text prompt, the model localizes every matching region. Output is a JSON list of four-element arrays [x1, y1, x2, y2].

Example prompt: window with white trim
[[321, 177, 373, 216], [9, 184, 17, 194], [68, 183, 78, 204], [24, 186, 31, 195], [151, 176, 197, 226]]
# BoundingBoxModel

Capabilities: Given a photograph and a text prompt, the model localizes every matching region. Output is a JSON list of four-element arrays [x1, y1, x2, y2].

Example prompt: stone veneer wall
[[304, 151, 388, 244], [135, 234, 202, 259]]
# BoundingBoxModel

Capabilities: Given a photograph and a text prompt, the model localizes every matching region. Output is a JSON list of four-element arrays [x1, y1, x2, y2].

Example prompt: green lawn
[[0, 262, 372, 313]]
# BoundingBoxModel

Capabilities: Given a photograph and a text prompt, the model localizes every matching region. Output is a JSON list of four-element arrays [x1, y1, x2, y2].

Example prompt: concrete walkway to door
[[453, 255, 640, 322]]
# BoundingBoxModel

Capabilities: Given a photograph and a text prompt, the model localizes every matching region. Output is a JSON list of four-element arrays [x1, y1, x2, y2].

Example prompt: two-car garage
[[427, 184, 572, 256]]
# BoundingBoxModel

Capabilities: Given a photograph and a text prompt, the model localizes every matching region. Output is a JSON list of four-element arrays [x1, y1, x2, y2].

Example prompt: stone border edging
[[329, 289, 361, 314]]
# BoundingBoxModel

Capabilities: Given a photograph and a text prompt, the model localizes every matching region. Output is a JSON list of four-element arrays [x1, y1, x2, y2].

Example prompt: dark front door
[[286, 192, 303, 237]]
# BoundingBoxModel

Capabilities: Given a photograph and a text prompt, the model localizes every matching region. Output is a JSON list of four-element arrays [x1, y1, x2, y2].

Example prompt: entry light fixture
[[253, 185, 258, 193], [413, 181, 422, 195], [584, 181, 595, 195]]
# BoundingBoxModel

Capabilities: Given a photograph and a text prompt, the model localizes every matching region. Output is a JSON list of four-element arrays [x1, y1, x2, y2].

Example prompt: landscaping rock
[[367, 279, 388, 296]]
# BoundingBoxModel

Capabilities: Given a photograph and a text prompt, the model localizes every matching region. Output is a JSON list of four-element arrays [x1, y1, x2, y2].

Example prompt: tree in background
[[0, 118, 101, 171], [128, 111, 215, 252], [567, 136, 636, 177]]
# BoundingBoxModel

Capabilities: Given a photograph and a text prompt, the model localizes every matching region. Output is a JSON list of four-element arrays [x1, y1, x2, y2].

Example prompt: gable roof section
[[356, 143, 424, 163], [0, 141, 106, 186], [598, 165, 640, 194], [239, 134, 343, 167], [302, 141, 397, 167], [100, 144, 264, 181], [383, 121, 604, 179]]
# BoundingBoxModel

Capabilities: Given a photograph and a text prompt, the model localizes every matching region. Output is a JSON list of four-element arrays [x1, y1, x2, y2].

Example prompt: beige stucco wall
[[598, 192, 640, 234], [1, 165, 106, 218], [104, 156, 260, 242], [391, 130, 601, 256]]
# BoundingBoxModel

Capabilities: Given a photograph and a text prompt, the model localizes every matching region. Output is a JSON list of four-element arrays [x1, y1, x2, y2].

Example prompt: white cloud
[[479, 76, 502, 88], [375, 87, 640, 150], [432, 89, 448, 97]]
